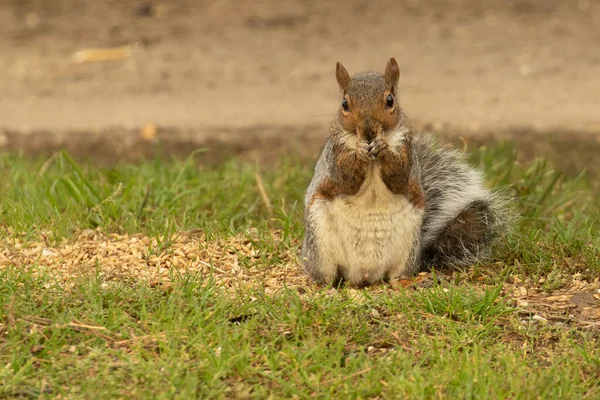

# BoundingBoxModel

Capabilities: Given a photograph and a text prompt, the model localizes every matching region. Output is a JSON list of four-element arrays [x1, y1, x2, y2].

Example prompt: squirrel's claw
[[356, 140, 371, 162], [368, 137, 389, 159]]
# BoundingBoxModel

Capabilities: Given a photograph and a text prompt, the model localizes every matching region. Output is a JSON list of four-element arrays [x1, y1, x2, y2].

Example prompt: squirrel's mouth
[[356, 123, 383, 143], [364, 131, 376, 143]]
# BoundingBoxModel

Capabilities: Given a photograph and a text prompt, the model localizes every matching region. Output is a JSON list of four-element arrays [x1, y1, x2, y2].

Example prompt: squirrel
[[301, 58, 506, 287]]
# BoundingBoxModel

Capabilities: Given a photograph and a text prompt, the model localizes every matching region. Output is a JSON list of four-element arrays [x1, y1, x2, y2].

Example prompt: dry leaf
[[140, 123, 158, 141], [73, 47, 132, 63]]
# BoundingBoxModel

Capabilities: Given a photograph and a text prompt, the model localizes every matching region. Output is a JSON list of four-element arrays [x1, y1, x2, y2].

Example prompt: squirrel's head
[[334, 58, 404, 143]]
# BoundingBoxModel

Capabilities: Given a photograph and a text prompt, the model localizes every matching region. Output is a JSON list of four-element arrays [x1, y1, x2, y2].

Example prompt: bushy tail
[[413, 133, 511, 269]]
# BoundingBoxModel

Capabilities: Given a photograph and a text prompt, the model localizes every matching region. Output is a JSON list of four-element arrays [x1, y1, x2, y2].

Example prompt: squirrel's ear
[[336, 62, 351, 91], [384, 58, 400, 89]]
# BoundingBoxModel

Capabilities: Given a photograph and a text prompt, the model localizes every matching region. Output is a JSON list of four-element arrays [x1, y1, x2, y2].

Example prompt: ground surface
[[0, 147, 599, 398], [1, 2, 599, 398], [1, 0, 599, 167]]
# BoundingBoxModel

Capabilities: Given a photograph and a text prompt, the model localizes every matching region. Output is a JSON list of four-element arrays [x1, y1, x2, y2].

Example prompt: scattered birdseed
[[1, 229, 598, 329], [0, 229, 310, 295]]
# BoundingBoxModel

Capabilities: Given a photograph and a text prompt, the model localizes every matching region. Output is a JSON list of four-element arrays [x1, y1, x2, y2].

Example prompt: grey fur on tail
[[414, 132, 508, 270]]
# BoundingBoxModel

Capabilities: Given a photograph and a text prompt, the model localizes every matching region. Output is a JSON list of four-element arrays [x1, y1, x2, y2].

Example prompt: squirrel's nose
[[362, 119, 377, 142]]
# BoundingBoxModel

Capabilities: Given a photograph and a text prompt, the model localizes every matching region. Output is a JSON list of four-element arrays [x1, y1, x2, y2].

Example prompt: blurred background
[[0, 0, 599, 166]]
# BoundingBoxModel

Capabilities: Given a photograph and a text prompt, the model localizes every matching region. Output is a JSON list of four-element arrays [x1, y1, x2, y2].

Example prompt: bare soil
[[1, 0, 599, 170]]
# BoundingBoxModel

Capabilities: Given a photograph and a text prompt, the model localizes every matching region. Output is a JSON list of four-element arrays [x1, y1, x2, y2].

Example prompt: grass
[[0, 143, 599, 399]]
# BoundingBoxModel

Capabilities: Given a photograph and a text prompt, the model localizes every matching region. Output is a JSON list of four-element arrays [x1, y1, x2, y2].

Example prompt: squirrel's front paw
[[368, 137, 389, 160], [356, 140, 371, 162]]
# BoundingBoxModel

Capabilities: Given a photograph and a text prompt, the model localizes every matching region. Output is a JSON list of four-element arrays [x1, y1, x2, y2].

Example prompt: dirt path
[[1, 0, 599, 165]]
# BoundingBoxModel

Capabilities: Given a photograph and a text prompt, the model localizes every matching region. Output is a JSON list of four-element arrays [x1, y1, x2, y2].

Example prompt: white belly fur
[[313, 166, 424, 286]]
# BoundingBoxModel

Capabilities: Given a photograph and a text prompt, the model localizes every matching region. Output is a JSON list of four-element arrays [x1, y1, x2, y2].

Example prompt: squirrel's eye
[[385, 94, 394, 109], [341, 98, 350, 112]]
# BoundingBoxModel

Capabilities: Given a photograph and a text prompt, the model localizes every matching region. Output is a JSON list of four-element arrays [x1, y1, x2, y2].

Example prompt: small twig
[[66, 322, 118, 341], [546, 197, 579, 215], [20, 315, 53, 326], [254, 172, 273, 215], [197, 259, 227, 275], [577, 321, 600, 328], [100, 182, 123, 205], [37, 153, 58, 178], [20, 315, 119, 336], [68, 321, 108, 331]]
